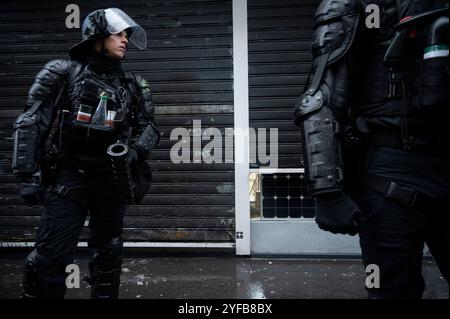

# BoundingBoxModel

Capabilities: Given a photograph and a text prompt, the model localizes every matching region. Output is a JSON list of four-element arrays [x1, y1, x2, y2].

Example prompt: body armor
[[294, 0, 361, 196], [12, 59, 71, 176], [354, 0, 449, 153], [294, 0, 449, 196], [16, 56, 160, 300], [16, 7, 156, 300], [13, 57, 160, 176], [61, 62, 133, 159]]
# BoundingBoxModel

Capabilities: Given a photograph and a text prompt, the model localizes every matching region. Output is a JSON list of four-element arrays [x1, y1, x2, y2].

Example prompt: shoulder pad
[[43, 59, 71, 75], [28, 60, 73, 104], [314, 0, 360, 24], [312, 0, 361, 64]]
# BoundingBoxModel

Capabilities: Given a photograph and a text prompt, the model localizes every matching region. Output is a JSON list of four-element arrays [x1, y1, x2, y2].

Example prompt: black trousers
[[23, 162, 125, 298], [355, 186, 449, 299]]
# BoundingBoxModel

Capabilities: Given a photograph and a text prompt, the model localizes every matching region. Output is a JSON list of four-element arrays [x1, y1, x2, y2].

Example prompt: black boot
[[22, 250, 67, 299], [88, 237, 123, 299]]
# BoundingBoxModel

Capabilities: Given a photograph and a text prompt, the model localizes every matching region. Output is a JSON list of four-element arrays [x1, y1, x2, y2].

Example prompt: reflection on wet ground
[[0, 253, 448, 299]]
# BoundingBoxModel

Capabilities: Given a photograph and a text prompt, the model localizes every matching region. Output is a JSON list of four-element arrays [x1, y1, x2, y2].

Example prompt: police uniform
[[12, 8, 160, 299], [294, 0, 448, 298]]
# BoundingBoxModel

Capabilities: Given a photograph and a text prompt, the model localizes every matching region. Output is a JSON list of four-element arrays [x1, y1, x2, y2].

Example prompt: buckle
[[55, 184, 70, 197], [385, 181, 417, 208], [387, 68, 402, 99]]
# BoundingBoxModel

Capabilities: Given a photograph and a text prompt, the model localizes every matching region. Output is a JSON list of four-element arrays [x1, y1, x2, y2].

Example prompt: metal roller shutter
[[248, 0, 320, 168], [0, 0, 234, 245]]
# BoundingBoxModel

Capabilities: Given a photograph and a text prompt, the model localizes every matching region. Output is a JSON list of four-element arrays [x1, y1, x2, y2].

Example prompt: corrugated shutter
[[248, 0, 319, 168], [0, 0, 234, 244]]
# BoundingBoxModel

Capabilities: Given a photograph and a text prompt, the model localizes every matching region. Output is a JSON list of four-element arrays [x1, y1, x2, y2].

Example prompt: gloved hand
[[20, 173, 45, 206], [315, 191, 361, 236], [127, 146, 140, 166]]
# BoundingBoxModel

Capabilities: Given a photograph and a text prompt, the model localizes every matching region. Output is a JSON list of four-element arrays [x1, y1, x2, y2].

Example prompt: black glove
[[20, 174, 45, 206], [127, 146, 140, 166], [315, 191, 361, 236]]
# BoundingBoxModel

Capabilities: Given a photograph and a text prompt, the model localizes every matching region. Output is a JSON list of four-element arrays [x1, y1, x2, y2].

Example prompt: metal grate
[[261, 173, 315, 219]]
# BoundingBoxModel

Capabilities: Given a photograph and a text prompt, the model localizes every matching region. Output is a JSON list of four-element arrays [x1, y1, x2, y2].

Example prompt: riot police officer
[[12, 8, 160, 299], [294, 0, 448, 298]]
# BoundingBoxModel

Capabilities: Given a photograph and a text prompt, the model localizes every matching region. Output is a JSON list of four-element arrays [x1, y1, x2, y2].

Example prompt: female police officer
[[12, 8, 159, 299]]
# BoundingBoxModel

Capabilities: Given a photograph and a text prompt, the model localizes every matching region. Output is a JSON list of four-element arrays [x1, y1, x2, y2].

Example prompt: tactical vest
[[354, 0, 448, 153], [53, 62, 139, 161]]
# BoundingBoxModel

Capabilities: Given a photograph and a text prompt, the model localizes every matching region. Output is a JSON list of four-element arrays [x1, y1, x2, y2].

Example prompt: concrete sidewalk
[[0, 252, 448, 299]]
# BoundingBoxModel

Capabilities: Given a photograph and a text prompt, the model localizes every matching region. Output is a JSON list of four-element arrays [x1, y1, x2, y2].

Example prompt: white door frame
[[232, 1, 360, 256], [233, 0, 251, 255]]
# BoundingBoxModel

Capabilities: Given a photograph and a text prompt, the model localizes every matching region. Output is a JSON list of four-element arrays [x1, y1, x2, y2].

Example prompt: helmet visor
[[104, 8, 147, 50]]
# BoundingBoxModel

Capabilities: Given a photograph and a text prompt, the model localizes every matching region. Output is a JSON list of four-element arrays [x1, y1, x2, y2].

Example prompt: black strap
[[57, 61, 85, 148], [362, 174, 447, 212], [395, 0, 413, 21], [25, 100, 43, 116], [67, 61, 85, 89], [395, 0, 401, 20], [126, 74, 138, 103], [307, 52, 331, 96], [50, 183, 87, 205], [302, 66, 313, 94], [54, 60, 85, 112]]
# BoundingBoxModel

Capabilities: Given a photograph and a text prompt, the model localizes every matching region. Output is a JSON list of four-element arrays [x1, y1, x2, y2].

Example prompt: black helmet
[[69, 8, 147, 59]]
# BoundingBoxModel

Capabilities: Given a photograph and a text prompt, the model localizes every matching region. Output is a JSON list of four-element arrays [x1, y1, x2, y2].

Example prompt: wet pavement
[[0, 252, 448, 299]]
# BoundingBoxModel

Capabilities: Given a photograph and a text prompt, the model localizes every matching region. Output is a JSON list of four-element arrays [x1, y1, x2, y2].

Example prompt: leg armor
[[22, 250, 67, 299], [294, 0, 361, 196], [88, 237, 123, 299]]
